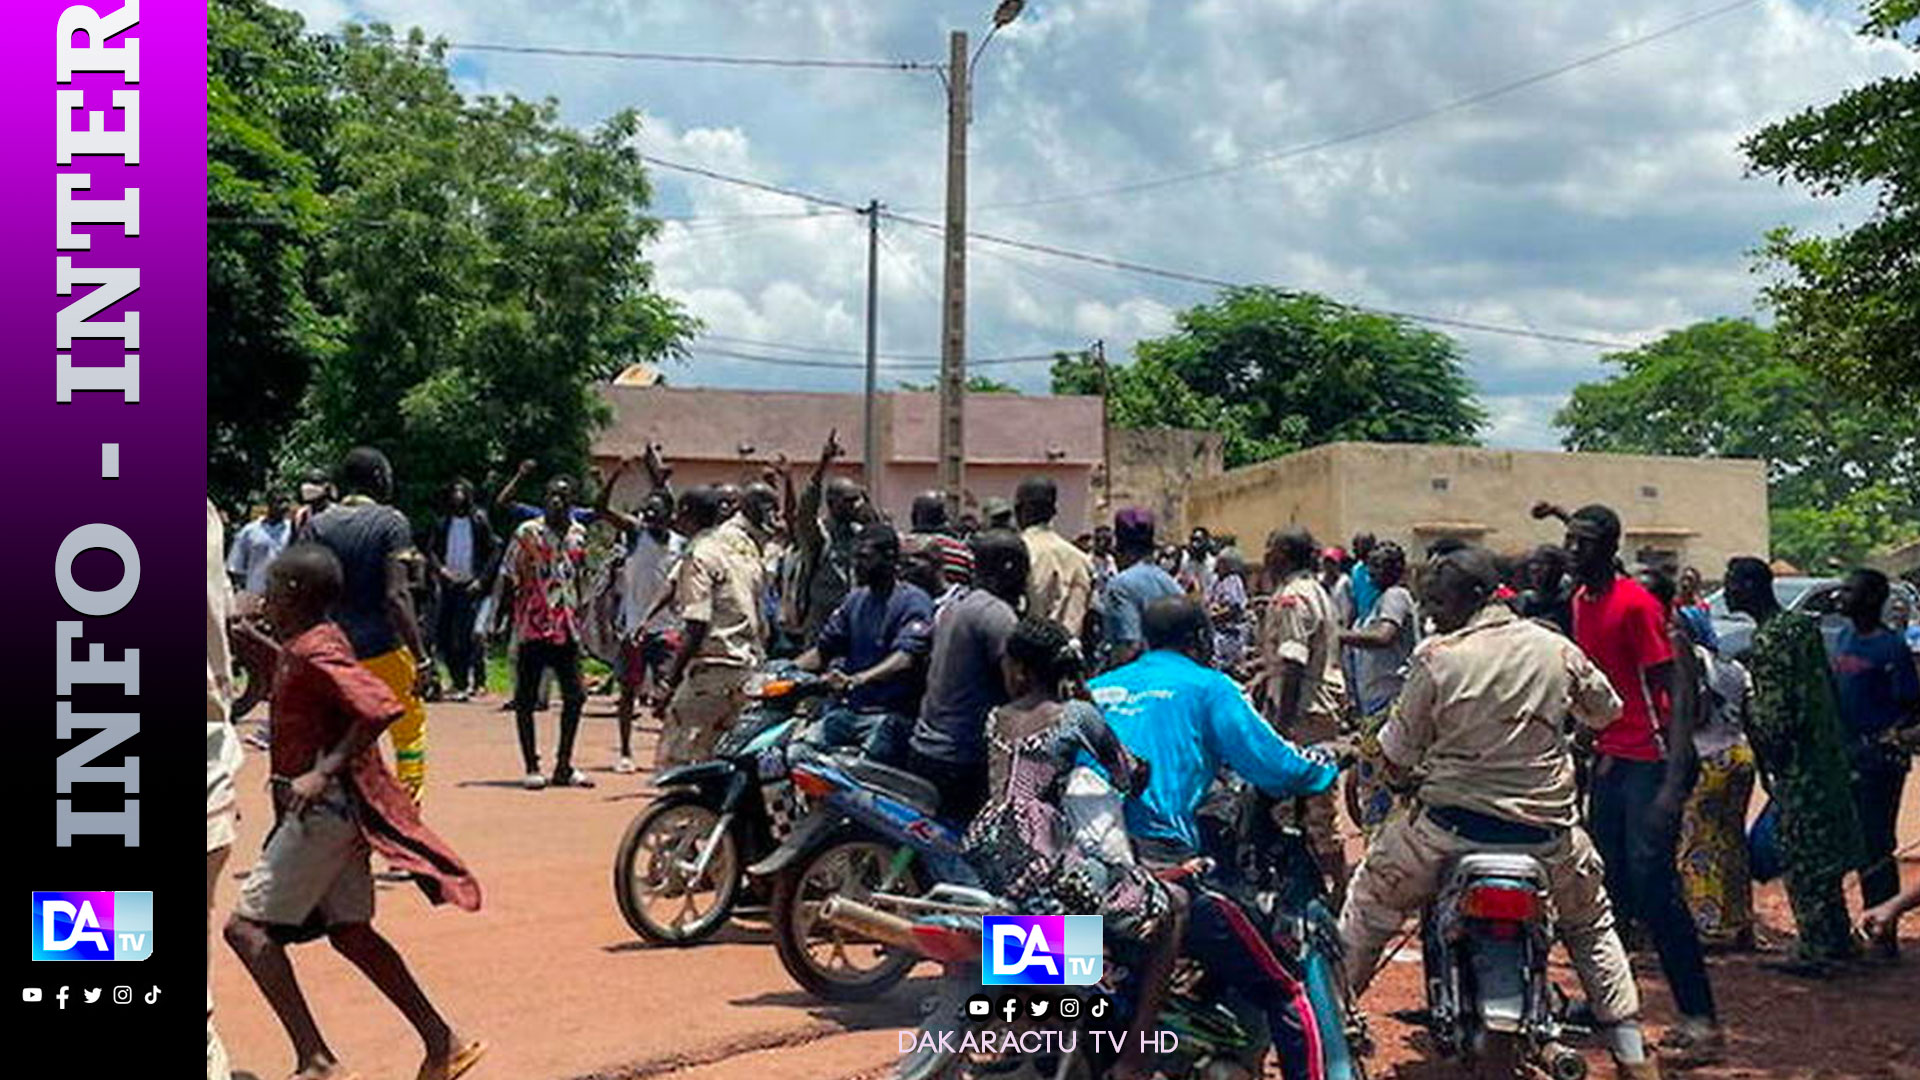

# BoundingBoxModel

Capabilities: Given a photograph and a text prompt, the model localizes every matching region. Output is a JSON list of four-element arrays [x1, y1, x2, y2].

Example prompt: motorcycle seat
[[1445, 852, 1548, 886], [835, 756, 944, 814]]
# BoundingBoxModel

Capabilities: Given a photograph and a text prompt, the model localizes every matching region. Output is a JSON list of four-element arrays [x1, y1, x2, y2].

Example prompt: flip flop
[[417, 1038, 487, 1080]]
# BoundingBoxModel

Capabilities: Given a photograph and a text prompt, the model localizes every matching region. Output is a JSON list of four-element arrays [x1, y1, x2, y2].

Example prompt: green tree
[[1744, 0, 1919, 407], [208, 0, 341, 508], [1555, 318, 1920, 569], [207, 4, 695, 519], [1052, 287, 1484, 468], [895, 375, 1019, 393]]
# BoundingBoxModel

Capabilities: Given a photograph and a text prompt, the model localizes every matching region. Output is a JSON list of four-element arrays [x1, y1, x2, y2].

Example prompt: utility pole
[[937, 29, 969, 512], [1093, 339, 1111, 510], [860, 198, 883, 506]]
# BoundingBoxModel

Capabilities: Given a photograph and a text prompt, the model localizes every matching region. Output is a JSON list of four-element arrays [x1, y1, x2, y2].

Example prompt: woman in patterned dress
[[965, 617, 1185, 1080]]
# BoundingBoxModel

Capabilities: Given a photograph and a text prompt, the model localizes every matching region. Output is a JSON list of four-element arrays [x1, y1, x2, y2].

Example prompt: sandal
[[418, 1038, 487, 1080]]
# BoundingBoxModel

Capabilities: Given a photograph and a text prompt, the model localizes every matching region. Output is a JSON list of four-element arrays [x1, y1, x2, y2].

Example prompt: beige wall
[[1187, 442, 1769, 575], [1184, 444, 1342, 555], [1103, 428, 1225, 538]]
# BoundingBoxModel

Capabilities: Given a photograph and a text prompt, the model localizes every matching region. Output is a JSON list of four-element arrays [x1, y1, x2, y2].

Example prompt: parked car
[[1704, 576, 1920, 659]]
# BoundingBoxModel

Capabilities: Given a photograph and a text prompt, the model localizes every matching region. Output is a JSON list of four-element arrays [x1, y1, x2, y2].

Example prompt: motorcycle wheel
[[1470, 1031, 1526, 1080], [613, 792, 742, 945], [770, 834, 921, 1002]]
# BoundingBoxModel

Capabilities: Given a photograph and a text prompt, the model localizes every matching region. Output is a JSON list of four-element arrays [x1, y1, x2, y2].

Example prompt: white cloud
[[269, 0, 1917, 448]]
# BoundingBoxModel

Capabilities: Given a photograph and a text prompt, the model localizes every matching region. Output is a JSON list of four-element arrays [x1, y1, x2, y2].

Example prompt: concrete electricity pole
[[937, 1, 1024, 513], [937, 30, 969, 511], [861, 198, 883, 504]]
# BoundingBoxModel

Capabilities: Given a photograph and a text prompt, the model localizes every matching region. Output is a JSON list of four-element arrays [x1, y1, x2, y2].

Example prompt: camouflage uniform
[[1262, 569, 1351, 909], [1338, 604, 1642, 1025], [661, 520, 766, 769], [1744, 612, 1863, 962]]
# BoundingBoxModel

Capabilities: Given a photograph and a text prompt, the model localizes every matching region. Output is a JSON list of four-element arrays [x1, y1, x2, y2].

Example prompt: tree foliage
[[1743, 0, 1920, 408], [896, 375, 1019, 393], [1052, 287, 1484, 468], [208, 0, 340, 511], [208, 1, 695, 519], [1555, 318, 1920, 569]]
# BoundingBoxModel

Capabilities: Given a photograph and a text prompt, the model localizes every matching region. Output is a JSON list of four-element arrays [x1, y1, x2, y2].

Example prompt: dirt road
[[214, 694, 1920, 1080]]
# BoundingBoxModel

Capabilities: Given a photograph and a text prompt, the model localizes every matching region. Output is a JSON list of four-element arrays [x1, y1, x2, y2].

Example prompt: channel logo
[[30, 892, 153, 961], [981, 915, 1102, 985]]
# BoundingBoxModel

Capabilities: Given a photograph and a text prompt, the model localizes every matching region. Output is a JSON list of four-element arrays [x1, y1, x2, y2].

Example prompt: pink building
[[592, 385, 1106, 534]]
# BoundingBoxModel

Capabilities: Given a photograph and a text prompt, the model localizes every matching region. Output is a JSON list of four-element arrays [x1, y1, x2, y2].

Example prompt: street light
[[938, 1, 1027, 514]]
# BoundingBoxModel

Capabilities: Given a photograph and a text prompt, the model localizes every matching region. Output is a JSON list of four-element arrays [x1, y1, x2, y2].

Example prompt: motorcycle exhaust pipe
[[819, 895, 921, 951]]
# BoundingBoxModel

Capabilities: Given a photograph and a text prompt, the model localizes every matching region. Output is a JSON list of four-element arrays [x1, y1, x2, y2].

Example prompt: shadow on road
[[602, 923, 775, 952], [727, 980, 934, 1030]]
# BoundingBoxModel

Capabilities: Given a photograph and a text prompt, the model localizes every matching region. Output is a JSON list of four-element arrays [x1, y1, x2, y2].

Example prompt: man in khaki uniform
[[658, 486, 766, 768], [1340, 546, 1659, 1079], [1016, 476, 1093, 640], [1259, 527, 1350, 905]]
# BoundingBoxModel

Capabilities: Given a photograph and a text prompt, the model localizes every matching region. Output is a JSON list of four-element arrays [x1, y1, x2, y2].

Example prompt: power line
[[691, 343, 1062, 370], [700, 333, 942, 361], [566, 155, 1641, 351], [961, 0, 1763, 212], [638, 154, 868, 214], [209, 209, 840, 227], [326, 31, 941, 72]]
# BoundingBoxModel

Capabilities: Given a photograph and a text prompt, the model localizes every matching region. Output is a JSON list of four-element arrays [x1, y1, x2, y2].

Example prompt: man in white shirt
[[595, 457, 686, 774]]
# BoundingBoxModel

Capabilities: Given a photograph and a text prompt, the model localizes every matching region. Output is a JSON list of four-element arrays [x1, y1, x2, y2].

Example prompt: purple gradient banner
[[1, 0, 205, 1055]]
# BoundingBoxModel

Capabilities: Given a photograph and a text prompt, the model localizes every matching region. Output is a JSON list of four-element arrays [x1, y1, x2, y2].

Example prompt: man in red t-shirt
[[1562, 504, 1721, 1064]]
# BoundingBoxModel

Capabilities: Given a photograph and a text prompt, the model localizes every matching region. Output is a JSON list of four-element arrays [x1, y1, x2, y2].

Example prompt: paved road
[[214, 694, 920, 1080], [214, 692, 1920, 1080]]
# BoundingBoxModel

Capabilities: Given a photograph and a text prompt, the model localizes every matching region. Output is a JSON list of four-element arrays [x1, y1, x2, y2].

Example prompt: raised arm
[[494, 458, 536, 511], [593, 456, 641, 534]]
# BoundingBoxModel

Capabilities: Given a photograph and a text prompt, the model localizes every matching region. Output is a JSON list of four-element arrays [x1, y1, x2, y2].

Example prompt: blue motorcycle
[[611, 664, 824, 945], [748, 747, 980, 1002]]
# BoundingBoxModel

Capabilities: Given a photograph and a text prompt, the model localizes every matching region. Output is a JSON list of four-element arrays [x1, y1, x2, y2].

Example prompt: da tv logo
[[981, 915, 1102, 985], [31, 892, 153, 961]]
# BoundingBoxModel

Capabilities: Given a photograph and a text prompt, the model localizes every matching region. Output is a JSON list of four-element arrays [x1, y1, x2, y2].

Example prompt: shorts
[[618, 628, 682, 690], [234, 782, 374, 929]]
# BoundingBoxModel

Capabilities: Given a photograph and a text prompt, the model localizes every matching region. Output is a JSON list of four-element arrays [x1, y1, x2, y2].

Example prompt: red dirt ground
[[214, 694, 1920, 1080]]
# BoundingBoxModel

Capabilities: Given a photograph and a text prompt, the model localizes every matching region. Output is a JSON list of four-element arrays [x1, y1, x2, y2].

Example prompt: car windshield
[[1705, 579, 1823, 620]]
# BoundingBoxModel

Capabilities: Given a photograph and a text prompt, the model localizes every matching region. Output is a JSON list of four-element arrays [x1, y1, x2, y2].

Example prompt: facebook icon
[[981, 915, 1102, 986]]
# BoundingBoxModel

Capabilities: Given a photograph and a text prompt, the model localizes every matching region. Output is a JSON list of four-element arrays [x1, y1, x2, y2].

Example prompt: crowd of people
[[207, 433, 1919, 1080]]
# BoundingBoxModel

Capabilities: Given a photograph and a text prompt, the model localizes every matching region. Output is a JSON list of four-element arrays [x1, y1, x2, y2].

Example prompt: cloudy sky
[[280, 0, 1913, 449]]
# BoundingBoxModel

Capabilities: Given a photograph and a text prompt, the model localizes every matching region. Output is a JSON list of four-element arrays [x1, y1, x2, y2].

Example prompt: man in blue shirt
[[1091, 596, 1339, 1080], [798, 524, 934, 761], [1100, 508, 1184, 670], [1832, 569, 1920, 942]]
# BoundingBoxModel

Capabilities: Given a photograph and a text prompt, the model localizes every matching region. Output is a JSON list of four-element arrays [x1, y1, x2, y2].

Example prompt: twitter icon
[[82, 988, 102, 1004]]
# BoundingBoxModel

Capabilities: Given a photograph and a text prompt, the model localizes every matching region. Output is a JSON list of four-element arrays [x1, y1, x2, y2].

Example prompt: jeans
[[514, 639, 585, 775], [806, 705, 911, 763], [1854, 752, 1910, 909], [1589, 755, 1715, 1021], [435, 584, 480, 692]]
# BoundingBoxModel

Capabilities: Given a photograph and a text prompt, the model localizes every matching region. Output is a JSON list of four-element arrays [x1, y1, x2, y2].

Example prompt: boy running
[[224, 544, 485, 1080]]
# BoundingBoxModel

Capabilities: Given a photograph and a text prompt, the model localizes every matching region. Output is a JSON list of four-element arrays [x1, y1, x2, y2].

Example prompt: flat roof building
[[592, 385, 1106, 533], [1185, 442, 1769, 575]]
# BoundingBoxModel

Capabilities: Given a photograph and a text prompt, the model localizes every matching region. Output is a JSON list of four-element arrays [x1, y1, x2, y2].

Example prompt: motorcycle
[[857, 779, 1368, 1080], [748, 746, 981, 1002], [611, 662, 826, 945], [855, 878, 1284, 1080], [1419, 851, 1586, 1080], [1197, 780, 1371, 1080]]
